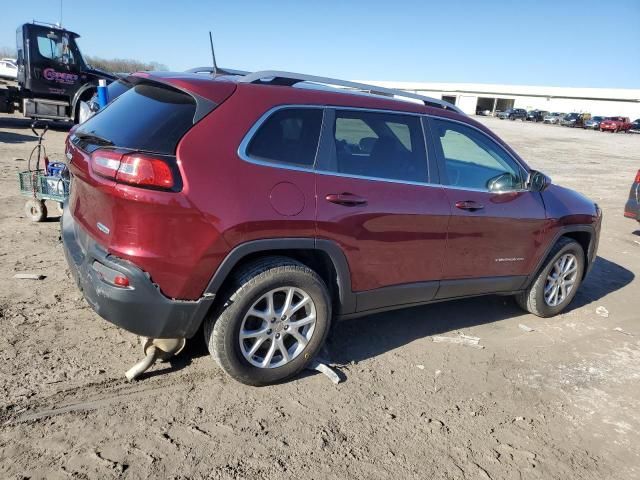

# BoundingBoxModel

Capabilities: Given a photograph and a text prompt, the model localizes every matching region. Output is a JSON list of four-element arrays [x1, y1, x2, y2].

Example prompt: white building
[[361, 81, 640, 119]]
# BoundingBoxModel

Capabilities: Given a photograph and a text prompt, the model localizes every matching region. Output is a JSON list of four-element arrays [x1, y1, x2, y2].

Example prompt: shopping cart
[[17, 122, 70, 222]]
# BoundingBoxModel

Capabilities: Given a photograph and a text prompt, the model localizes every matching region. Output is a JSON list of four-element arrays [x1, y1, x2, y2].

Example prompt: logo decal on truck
[[43, 68, 78, 84]]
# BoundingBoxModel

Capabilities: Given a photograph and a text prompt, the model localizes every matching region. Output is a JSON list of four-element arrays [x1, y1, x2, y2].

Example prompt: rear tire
[[204, 256, 332, 386], [515, 237, 585, 318]]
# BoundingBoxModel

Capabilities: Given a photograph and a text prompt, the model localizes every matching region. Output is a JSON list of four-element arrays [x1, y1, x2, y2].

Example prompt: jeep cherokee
[[62, 70, 602, 385]]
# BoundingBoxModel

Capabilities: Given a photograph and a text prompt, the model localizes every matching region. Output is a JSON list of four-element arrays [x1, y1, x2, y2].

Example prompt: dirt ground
[[0, 113, 638, 480]]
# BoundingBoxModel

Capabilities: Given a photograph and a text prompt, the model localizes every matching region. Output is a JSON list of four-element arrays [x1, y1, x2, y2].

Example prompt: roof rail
[[238, 70, 464, 114]]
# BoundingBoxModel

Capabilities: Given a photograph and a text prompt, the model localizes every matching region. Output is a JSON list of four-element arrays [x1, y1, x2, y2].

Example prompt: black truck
[[0, 22, 116, 123]]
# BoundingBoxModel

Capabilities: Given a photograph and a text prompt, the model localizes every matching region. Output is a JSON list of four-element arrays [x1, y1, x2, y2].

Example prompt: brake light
[[113, 275, 130, 288], [90, 149, 178, 190], [116, 154, 174, 189], [91, 150, 122, 179], [635, 170, 640, 183]]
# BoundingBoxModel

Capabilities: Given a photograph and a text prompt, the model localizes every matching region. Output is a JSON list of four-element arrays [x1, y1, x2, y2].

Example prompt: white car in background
[[0, 59, 18, 79], [543, 112, 565, 124]]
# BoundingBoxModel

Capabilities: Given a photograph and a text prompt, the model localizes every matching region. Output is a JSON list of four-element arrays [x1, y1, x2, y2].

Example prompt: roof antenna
[[209, 31, 218, 77]]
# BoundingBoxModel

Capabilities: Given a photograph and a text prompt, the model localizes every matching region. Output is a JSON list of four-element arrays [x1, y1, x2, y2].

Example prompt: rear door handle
[[455, 200, 484, 211], [325, 193, 368, 207]]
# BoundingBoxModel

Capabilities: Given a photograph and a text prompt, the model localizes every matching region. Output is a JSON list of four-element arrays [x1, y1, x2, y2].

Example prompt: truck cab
[[1, 22, 117, 122]]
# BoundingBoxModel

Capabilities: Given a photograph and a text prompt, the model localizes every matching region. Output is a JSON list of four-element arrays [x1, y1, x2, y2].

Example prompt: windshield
[[35, 30, 85, 68]]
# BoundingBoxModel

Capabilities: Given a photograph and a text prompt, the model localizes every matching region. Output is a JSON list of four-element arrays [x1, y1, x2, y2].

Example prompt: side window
[[36, 33, 75, 65], [430, 118, 524, 192], [246, 108, 322, 167], [331, 110, 428, 182]]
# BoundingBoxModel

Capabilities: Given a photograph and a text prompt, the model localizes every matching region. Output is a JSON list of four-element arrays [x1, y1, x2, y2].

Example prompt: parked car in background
[[583, 116, 607, 130], [526, 110, 549, 122], [561, 112, 591, 128], [0, 59, 18, 79], [543, 112, 565, 124], [497, 108, 527, 120], [600, 116, 632, 133], [624, 170, 640, 222], [476, 108, 492, 116], [627, 119, 640, 134]]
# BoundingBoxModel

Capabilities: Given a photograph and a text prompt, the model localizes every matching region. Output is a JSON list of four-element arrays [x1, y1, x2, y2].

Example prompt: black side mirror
[[487, 172, 519, 192], [527, 170, 550, 192]]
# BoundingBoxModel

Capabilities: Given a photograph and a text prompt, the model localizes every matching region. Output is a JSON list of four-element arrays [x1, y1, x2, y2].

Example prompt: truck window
[[36, 33, 75, 65]]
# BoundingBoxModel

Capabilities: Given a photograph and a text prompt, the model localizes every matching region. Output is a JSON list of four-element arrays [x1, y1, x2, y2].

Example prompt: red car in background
[[600, 116, 632, 133]]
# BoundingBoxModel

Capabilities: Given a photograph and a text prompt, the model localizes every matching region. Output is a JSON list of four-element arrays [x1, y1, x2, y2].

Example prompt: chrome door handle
[[325, 193, 368, 207], [455, 200, 484, 211]]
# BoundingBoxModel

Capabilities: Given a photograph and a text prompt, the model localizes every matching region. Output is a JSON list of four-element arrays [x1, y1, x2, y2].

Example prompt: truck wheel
[[515, 237, 584, 318], [24, 199, 47, 222], [204, 256, 332, 386]]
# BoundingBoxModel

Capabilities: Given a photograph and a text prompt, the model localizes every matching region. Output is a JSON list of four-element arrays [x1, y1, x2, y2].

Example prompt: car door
[[315, 108, 450, 312], [426, 116, 548, 296], [29, 28, 82, 98]]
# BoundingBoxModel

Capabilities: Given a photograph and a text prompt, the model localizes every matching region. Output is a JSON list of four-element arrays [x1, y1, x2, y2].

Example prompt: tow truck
[[0, 21, 116, 123]]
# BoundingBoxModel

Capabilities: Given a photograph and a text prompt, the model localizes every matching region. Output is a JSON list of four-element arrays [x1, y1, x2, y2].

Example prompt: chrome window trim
[[237, 104, 532, 194], [314, 168, 437, 188]]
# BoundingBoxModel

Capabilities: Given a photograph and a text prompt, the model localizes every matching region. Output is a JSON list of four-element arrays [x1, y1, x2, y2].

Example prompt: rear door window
[[246, 108, 323, 167], [329, 110, 428, 182], [75, 82, 197, 155]]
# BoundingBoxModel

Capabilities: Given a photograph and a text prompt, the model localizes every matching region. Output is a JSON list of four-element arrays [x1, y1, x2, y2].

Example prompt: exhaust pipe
[[125, 337, 186, 381]]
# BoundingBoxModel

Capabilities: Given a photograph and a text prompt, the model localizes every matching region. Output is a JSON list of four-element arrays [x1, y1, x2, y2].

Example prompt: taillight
[[92, 261, 131, 289], [90, 149, 179, 190], [91, 150, 122, 179], [116, 154, 174, 189], [635, 170, 640, 183]]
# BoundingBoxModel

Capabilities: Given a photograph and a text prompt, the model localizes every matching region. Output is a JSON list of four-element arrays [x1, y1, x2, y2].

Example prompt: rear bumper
[[61, 203, 214, 338]]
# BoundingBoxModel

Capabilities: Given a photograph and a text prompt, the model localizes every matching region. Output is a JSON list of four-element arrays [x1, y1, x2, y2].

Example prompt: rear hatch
[[66, 74, 235, 267]]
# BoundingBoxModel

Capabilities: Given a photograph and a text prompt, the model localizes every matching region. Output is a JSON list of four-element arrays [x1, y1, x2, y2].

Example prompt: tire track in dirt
[[4, 367, 217, 425]]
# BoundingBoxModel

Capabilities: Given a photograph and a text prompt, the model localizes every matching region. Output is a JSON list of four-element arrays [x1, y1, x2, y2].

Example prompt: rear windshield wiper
[[74, 132, 114, 146]]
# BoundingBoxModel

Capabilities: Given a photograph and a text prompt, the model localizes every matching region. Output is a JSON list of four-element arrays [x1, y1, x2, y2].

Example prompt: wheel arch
[[527, 225, 596, 288], [71, 82, 97, 121], [203, 238, 356, 315]]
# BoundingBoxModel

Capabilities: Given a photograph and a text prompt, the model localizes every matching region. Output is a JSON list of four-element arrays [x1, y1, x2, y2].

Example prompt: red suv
[[599, 116, 632, 133], [62, 70, 602, 385]]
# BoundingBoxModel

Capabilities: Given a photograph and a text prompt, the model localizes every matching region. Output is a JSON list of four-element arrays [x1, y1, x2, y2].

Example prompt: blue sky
[[1, 0, 638, 88]]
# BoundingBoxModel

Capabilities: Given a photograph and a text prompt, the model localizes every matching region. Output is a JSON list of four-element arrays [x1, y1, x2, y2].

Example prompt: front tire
[[515, 237, 585, 317], [204, 257, 332, 386]]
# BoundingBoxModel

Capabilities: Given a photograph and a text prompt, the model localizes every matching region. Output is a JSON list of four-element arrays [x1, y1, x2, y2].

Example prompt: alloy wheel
[[239, 287, 317, 368], [544, 253, 579, 307]]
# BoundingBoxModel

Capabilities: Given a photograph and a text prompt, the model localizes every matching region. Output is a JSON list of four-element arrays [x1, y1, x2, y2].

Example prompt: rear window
[[76, 82, 196, 155], [107, 78, 132, 100]]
